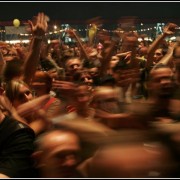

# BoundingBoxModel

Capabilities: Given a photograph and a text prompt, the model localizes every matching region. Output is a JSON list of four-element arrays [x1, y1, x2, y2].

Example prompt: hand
[[28, 12, 48, 37], [16, 95, 50, 117], [66, 28, 77, 38], [163, 23, 178, 35], [52, 80, 77, 98]]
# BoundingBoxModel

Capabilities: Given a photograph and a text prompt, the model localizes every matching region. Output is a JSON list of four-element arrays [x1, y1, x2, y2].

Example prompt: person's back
[[0, 114, 36, 178]]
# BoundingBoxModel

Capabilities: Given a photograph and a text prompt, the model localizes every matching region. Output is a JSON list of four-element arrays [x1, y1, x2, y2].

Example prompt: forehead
[[18, 84, 29, 92], [94, 88, 119, 100], [151, 67, 173, 78], [66, 59, 81, 66], [155, 49, 163, 53], [43, 131, 80, 149]]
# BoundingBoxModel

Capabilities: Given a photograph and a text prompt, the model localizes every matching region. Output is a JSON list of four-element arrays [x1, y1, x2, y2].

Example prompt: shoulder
[[0, 116, 35, 146]]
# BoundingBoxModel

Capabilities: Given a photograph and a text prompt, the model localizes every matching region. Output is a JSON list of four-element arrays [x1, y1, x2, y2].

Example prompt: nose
[[84, 77, 89, 83], [62, 155, 77, 167], [73, 65, 79, 70]]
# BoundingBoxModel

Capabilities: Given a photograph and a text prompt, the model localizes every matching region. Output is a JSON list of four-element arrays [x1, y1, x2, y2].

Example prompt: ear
[[31, 150, 44, 168]]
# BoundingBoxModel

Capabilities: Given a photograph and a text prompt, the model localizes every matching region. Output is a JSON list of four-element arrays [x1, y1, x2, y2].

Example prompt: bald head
[[37, 130, 80, 152], [35, 130, 81, 178]]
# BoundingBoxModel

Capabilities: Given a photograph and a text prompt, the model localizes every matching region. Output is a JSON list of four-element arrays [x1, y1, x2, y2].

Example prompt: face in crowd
[[91, 86, 121, 114], [34, 130, 81, 178], [5, 80, 33, 108], [109, 56, 119, 69], [149, 66, 174, 98], [153, 48, 164, 64], [65, 58, 82, 75]]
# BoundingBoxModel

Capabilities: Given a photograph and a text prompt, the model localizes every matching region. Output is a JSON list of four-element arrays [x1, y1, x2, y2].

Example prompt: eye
[[24, 90, 31, 96], [17, 90, 31, 99]]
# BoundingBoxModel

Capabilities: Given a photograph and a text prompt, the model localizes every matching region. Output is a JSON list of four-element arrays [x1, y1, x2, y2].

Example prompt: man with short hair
[[33, 129, 83, 178]]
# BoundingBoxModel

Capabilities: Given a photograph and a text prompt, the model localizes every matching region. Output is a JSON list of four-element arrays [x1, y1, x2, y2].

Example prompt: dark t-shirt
[[0, 116, 36, 178], [172, 85, 180, 100]]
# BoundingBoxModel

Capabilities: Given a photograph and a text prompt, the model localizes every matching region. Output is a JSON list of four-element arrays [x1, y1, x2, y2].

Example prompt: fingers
[[27, 20, 33, 31], [32, 12, 48, 36]]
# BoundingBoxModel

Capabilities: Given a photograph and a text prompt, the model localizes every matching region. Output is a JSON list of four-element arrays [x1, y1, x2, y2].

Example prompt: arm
[[146, 23, 178, 68], [0, 49, 6, 76], [0, 174, 10, 178], [121, 32, 139, 68], [23, 12, 48, 85], [66, 29, 90, 60], [153, 43, 177, 69], [96, 30, 119, 76]]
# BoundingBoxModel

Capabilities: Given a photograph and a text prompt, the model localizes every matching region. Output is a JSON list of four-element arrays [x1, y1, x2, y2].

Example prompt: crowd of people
[[0, 12, 180, 178]]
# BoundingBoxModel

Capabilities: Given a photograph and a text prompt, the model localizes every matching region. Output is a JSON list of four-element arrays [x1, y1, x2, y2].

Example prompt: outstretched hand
[[163, 23, 178, 35], [28, 12, 48, 37]]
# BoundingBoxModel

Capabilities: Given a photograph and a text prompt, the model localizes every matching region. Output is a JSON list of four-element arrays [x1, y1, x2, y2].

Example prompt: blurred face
[[89, 67, 99, 77], [110, 56, 119, 69], [150, 67, 174, 98], [154, 49, 163, 63], [40, 131, 81, 178], [90, 143, 172, 178], [13, 84, 33, 108], [93, 89, 120, 113], [66, 58, 82, 75], [75, 85, 92, 106], [79, 73, 93, 86]]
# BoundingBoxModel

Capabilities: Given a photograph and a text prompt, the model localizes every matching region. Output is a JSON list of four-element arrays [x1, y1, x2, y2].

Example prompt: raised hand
[[28, 12, 48, 37], [163, 23, 178, 35]]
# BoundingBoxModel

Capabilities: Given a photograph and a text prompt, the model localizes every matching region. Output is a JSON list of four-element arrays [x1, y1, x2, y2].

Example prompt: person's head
[[173, 44, 180, 69], [88, 66, 99, 78], [88, 48, 98, 61], [138, 46, 148, 58], [5, 80, 33, 108], [86, 142, 175, 178], [3, 58, 24, 82], [153, 48, 166, 63], [109, 56, 120, 69], [90, 86, 120, 114], [74, 84, 92, 108], [73, 70, 93, 87], [148, 64, 174, 98], [31, 70, 52, 96], [34, 129, 81, 178], [65, 57, 82, 75]]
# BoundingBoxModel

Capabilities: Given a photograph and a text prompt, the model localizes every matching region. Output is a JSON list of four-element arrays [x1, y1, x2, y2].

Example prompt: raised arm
[[66, 28, 90, 60], [146, 23, 178, 68], [153, 42, 177, 69], [23, 12, 48, 85], [0, 49, 6, 76]]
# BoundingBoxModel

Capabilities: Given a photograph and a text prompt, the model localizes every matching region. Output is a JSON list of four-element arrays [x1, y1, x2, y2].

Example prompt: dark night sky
[[0, 2, 180, 23]]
